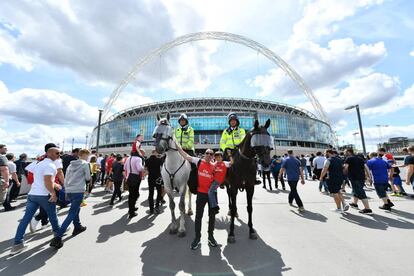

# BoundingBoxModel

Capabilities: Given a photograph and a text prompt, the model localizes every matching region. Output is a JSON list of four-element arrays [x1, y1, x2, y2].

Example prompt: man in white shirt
[[10, 145, 62, 256], [313, 151, 329, 193], [4, 153, 21, 211]]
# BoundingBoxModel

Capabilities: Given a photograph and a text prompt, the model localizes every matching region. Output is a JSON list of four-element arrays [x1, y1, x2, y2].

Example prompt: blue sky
[[0, 0, 413, 156]]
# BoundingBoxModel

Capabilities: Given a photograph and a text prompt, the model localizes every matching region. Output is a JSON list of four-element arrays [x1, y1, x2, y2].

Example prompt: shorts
[[393, 176, 402, 186], [326, 179, 342, 194], [374, 183, 388, 199], [350, 180, 367, 200]]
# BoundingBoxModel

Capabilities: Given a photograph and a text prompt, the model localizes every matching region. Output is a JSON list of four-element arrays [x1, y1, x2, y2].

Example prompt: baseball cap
[[44, 143, 58, 152]]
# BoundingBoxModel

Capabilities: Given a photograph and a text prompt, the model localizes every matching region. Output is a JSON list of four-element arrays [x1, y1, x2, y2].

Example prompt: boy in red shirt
[[208, 151, 231, 214]]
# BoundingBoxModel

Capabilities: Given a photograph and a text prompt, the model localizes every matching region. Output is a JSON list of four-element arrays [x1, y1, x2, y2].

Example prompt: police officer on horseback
[[175, 113, 195, 156], [220, 112, 246, 160], [175, 113, 197, 193]]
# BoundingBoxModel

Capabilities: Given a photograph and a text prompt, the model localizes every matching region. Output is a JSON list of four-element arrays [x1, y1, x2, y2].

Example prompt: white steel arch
[[102, 31, 335, 144]]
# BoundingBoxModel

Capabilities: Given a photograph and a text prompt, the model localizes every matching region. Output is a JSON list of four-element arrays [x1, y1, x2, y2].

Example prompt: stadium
[[90, 98, 334, 155]]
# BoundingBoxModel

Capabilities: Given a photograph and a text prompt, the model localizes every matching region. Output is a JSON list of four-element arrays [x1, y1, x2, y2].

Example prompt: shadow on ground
[[140, 216, 290, 276]]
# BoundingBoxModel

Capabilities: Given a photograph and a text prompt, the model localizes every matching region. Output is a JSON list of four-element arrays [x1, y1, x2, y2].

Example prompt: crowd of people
[[1, 112, 414, 254]]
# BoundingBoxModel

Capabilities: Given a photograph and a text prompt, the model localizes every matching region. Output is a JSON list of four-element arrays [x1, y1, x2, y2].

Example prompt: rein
[[163, 157, 186, 188]]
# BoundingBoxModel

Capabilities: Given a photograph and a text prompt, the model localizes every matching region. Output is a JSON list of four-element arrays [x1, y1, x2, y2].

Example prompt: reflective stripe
[[175, 127, 194, 151]]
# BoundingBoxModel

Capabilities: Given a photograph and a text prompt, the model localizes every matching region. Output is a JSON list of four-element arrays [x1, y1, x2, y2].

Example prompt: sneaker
[[211, 206, 220, 215], [29, 217, 40, 233], [387, 201, 395, 208], [49, 237, 63, 249], [147, 209, 154, 215], [154, 207, 160, 214], [298, 207, 305, 212], [109, 201, 114, 206], [359, 208, 373, 214], [379, 204, 391, 211], [349, 203, 359, 209], [401, 192, 408, 196], [72, 226, 87, 236], [343, 204, 350, 212], [4, 206, 16, 211], [289, 203, 298, 208], [390, 193, 399, 197], [208, 236, 218, 247], [331, 208, 343, 213], [128, 212, 137, 219], [9, 242, 28, 256], [80, 201, 87, 207], [190, 238, 201, 250]]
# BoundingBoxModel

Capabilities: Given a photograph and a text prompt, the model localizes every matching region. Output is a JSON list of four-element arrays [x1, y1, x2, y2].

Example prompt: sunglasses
[[205, 152, 213, 156]]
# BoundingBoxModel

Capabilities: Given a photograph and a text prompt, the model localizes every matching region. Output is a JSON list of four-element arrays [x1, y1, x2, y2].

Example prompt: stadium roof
[[107, 97, 324, 123]]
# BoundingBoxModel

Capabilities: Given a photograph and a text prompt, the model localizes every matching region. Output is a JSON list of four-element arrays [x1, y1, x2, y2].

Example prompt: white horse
[[153, 113, 192, 237]]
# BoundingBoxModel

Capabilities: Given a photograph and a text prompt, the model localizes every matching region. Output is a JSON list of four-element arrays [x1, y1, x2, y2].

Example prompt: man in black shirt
[[62, 148, 80, 175], [145, 150, 163, 214], [110, 155, 124, 205], [344, 148, 372, 214]]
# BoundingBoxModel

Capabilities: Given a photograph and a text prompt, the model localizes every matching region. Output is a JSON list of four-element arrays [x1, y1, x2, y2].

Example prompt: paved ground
[[1, 178, 414, 276]]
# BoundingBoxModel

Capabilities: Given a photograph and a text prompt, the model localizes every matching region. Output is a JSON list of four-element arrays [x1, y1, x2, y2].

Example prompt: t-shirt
[[270, 159, 282, 174], [145, 155, 162, 180], [344, 155, 365, 181], [406, 155, 414, 165], [305, 157, 311, 166], [213, 161, 230, 184], [324, 156, 343, 181], [0, 155, 8, 183], [313, 156, 326, 169], [112, 161, 124, 182], [7, 161, 17, 179], [106, 157, 114, 173], [62, 154, 77, 174], [300, 158, 306, 167], [281, 156, 301, 181], [191, 157, 215, 193], [367, 157, 391, 184], [28, 158, 57, 196]]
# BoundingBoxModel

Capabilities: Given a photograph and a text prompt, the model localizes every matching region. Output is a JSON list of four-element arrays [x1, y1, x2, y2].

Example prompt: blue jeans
[[208, 181, 219, 208], [57, 193, 83, 238], [319, 180, 329, 192], [14, 194, 60, 244]]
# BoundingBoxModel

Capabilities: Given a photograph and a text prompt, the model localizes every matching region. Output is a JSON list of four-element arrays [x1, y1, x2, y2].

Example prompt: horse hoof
[[178, 231, 186, 238], [169, 228, 178, 235], [249, 232, 258, 240], [187, 210, 193, 216], [227, 236, 236, 244]]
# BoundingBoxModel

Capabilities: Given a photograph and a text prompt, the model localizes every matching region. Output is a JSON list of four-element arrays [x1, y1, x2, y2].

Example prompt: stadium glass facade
[[91, 98, 333, 151]]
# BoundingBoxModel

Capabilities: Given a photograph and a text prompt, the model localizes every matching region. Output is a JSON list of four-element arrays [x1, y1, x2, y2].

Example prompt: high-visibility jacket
[[175, 126, 195, 151], [219, 127, 246, 151]]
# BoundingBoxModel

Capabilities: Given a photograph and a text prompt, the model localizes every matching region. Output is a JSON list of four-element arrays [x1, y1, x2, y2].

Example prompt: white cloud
[[291, 0, 384, 42], [298, 73, 400, 123], [0, 81, 97, 126], [0, 125, 92, 157], [341, 124, 414, 149], [0, 0, 197, 87], [102, 91, 154, 114], [250, 38, 386, 97], [0, 29, 33, 71], [410, 50, 414, 57]]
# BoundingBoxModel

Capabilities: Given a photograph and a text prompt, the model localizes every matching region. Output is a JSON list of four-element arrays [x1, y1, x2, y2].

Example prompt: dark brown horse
[[225, 119, 273, 243]]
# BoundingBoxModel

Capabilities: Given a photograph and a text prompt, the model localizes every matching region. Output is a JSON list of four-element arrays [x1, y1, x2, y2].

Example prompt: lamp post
[[85, 134, 89, 149], [95, 109, 103, 154], [352, 132, 359, 149], [375, 124, 388, 148], [345, 104, 367, 156], [71, 138, 74, 151]]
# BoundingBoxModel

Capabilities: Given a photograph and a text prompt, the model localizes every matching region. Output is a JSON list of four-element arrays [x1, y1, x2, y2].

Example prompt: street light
[[345, 104, 367, 156], [95, 109, 103, 154], [352, 132, 359, 149], [375, 124, 389, 148]]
